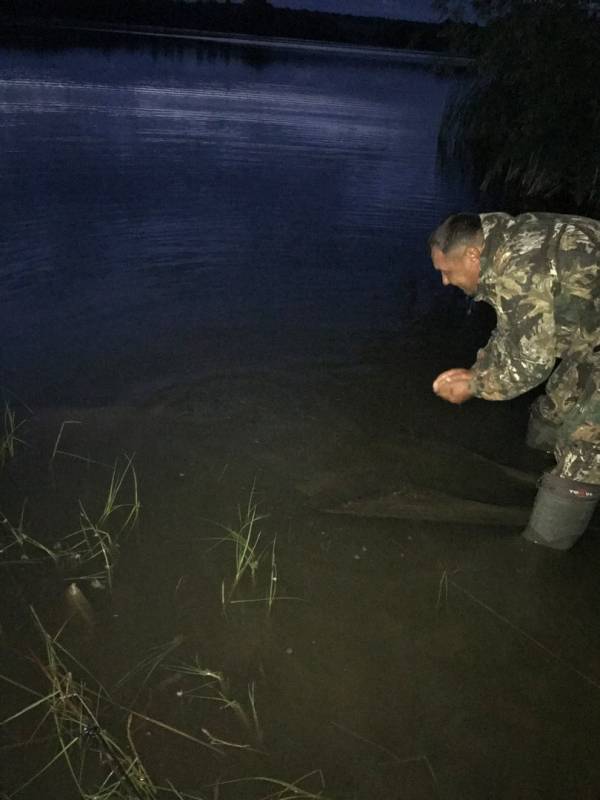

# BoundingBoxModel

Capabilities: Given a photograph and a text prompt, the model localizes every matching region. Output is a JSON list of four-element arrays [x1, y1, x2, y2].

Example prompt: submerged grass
[[164, 658, 263, 748], [206, 483, 272, 610], [0, 611, 221, 799], [58, 454, 141, 590], [1, 424, 336, 799], [207, 485, 298, 614], [1, 433, 140, 593], [0, 612, 154, 799]]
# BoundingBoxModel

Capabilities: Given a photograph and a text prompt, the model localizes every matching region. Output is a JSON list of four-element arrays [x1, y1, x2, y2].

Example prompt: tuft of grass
[[1, 451, 140, 590], [207, 483, 269, 610], [58, 454, 141, 590], [164, 659, 263, 747], [98, 453, 141, 533], [207, 485, 296, 614], [1, 614, 334, 799], [0, 610, 221, 799], [0, 609, 155, 800]]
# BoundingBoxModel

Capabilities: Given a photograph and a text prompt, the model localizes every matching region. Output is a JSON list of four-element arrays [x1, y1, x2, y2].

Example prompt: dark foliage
[[2, 0, 457, 53], [436, 0, 600, 216]]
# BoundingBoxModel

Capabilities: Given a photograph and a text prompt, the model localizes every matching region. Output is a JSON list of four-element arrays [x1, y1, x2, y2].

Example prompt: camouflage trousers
[[533, 349, 600, 484]]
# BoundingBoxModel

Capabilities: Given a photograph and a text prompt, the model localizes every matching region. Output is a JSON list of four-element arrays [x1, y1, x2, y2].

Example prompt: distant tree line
[[435, 0, 600, 217], [2, 0, 468, 53]]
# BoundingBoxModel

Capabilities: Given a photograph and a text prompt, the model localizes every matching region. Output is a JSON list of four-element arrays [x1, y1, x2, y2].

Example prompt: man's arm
[[470, 264, 556, 401]]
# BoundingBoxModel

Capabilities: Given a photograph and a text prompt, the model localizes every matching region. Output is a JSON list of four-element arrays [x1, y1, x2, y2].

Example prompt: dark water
[[4, 31, 600, 800], [0, 33, 473, 403]]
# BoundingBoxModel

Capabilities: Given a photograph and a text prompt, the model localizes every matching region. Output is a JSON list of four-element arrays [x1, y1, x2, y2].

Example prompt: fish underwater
[[321, 482, 530, 526], [65, 582, 95, 629], [296, 437, 537, 526]]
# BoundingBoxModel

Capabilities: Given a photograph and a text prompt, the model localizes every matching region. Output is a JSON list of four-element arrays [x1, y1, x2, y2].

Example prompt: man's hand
[[433, 368, 474, 405]]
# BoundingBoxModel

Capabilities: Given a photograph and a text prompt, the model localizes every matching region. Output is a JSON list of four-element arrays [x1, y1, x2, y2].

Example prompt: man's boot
[[526, 408, 562, 453], [522, 473, 600, 550]]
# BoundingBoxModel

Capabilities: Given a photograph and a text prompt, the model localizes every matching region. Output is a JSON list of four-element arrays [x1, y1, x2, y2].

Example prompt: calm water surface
[[0, 34, 474, 402]]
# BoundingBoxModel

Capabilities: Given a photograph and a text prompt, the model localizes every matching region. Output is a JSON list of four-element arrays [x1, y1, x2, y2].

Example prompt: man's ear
[[466, 246, 482, 263]]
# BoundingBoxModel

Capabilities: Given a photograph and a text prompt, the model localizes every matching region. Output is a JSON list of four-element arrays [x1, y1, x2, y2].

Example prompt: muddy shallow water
[[2, 327, 600, 800]]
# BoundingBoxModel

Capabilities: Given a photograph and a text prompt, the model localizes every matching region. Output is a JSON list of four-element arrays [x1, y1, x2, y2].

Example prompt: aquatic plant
[[98, 453, 141, 533], [164, 658, 263, 748], [1, 451, 140, 592], [206, 486, 298, 615], [59, 454, 141, 590], [207, 483, 270, 609], [0, 610, 156, 800], [0, 612, 222, 799], [1, 613, 330, 799]]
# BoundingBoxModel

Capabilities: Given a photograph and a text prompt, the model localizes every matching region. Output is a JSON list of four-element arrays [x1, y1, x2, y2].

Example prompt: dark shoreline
[[1, 1, 473, 61], [1, 18, 471, 66]]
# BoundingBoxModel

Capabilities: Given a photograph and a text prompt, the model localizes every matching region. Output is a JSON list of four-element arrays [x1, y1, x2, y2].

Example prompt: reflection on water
[[0, 35, 474, 402]]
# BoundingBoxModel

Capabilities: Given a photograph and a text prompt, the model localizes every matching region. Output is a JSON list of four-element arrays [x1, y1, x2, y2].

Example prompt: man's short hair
[[428, 213, 483, 254]]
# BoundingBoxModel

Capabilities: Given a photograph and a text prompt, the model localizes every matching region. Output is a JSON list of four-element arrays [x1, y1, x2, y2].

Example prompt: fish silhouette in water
[[322, 483, 530, 526], [296, 437, 537, 527], [65, 582, 95, 629]]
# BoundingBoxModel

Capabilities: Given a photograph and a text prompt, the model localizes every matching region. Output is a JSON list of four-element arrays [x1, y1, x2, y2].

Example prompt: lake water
[[3, 31, 600, 800], [0, 31, 474, 404]]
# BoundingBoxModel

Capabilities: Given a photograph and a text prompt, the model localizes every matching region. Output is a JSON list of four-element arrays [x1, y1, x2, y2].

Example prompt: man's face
[[431, 245, 481, 296]]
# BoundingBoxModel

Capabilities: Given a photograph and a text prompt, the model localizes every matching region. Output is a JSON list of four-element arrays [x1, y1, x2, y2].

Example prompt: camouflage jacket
[[470, 212, 600, 401]]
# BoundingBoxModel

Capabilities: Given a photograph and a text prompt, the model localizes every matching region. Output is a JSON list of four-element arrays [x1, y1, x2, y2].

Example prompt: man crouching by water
[[429, 211, 600, 550]]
